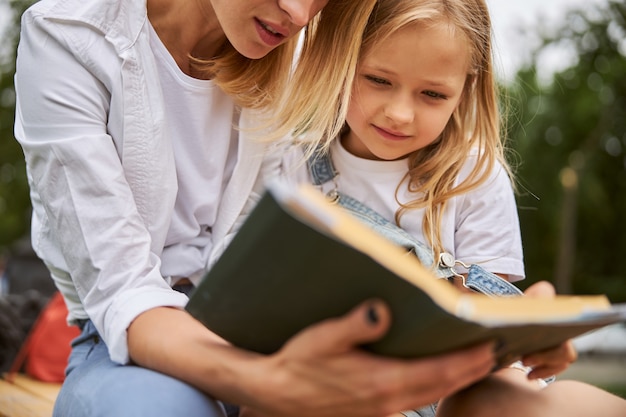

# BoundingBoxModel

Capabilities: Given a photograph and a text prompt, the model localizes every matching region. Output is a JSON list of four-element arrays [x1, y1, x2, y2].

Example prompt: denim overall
[[307, 149, 525, 417], [306, 149, 524, 297]]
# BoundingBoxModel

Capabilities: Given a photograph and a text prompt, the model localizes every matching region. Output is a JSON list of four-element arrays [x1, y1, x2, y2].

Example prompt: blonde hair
[[267, 0, 379, 145], [193, 41, 298, 109], [365, 0, 512, 256], [192, 28, 300, 109], [193, 1, 378, 113], [276, 0, 512, 256]]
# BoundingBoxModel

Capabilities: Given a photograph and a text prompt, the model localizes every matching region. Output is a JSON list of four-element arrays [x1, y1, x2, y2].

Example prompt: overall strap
[[307, 146, 337, 186], [306, 147, 453, 279]]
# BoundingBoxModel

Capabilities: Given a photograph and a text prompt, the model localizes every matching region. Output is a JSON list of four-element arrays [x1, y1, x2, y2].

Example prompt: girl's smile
[[373, 125, 412, 141]]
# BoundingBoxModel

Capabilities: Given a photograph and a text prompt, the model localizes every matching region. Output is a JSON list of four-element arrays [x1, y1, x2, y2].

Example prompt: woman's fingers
[[281, 299, 392, 357]]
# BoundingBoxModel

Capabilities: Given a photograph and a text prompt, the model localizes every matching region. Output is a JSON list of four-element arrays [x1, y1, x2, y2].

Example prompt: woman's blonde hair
[[192, 25, 299, 109], [267, 0, 379, 144], [194, 0, 378, 112], [278, 0, 512, 256]]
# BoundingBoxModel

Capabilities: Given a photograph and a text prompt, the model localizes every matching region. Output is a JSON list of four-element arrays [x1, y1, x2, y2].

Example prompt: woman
[[14, 0, 497, 416]]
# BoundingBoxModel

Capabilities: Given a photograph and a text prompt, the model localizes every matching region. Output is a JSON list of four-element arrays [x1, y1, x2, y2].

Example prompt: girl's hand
[[521, 340, 577, 380], [519, 281, 578, 379]]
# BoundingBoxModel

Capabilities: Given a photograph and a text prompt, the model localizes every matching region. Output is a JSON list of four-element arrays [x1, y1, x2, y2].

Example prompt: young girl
[[236, 0, 626, 416]]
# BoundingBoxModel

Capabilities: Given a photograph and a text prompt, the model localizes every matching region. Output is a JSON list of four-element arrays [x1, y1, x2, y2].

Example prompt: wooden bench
[[0, 374, 60, 417]]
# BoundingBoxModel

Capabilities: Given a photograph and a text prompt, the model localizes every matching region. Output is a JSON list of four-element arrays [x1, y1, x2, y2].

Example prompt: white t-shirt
[[272, 140, 525, 281], [150, 24, 239, 283]]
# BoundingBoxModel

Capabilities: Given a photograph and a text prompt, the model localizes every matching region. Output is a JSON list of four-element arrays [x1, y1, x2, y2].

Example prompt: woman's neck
[[147, 0, 226, 76]]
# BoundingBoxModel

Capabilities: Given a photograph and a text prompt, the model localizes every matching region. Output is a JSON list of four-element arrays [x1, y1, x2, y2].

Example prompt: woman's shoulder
[[22, 0, 146, 46]]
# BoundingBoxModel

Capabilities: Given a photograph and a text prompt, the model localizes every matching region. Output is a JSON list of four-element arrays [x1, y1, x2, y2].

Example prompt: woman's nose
[[278, 0, 321, 27]]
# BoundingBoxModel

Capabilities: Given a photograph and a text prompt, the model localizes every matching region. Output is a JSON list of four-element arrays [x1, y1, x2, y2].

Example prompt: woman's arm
[[128, 302, 495, 417], [15, 9, 187, 364]]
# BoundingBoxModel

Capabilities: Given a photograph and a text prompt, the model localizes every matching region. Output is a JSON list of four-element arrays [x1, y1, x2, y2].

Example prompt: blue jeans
[[55, 321, 436, 417], [53, 320, 238, 417]]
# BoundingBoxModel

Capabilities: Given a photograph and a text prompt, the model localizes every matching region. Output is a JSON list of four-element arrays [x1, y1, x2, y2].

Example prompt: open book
[[186, 182, 625, 366]]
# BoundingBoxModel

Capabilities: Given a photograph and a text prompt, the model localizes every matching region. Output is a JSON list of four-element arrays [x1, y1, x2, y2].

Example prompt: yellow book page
[[456, 293, 612, 324]]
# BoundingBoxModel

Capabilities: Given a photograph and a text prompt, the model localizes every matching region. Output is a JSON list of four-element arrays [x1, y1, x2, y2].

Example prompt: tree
[[0, 0, 34, 251], [508, 0, 626, 302]]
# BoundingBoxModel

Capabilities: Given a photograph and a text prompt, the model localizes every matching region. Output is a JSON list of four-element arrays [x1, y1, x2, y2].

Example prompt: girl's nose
[[384, 94, 415, 124]]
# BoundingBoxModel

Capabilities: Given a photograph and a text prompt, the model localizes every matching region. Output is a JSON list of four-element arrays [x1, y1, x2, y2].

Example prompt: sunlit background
[[489, 0, 610, 82], [0, 1, 613, 80]]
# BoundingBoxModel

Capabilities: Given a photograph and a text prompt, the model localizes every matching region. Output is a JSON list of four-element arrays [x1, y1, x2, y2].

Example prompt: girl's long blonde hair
[[374, 0, 512, 256], [279, 0, 513, 256]]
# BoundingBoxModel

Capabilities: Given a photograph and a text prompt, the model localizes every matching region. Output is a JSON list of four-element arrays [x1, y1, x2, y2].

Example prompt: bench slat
[[0, 374, 61, 417]]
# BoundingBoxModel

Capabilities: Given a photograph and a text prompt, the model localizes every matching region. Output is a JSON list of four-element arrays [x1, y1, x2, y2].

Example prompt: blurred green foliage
[[0, 0, 33, 252], [508, 1, 626, 301]]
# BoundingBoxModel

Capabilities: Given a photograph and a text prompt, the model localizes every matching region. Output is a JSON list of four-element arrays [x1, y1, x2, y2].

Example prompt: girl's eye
[[423, 90, 447, 100], [364, 75, 390, 86]]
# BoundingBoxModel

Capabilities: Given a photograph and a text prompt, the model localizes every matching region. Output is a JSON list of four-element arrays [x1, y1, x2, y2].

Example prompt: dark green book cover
[[186, 184, 623, 365]]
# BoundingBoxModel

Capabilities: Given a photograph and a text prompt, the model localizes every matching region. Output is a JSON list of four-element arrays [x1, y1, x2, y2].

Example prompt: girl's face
[[211, 0, 329, 59], [343, 22, 470, 161]]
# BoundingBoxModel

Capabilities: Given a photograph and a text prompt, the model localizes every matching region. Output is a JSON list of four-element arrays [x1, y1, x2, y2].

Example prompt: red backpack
[[8, 291, 80, 383]]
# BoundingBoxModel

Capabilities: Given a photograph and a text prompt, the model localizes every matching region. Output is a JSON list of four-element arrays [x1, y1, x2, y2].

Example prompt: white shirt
[[14, 0, 267, 364], [262, 140, 525, 281], [148, 23, 239, 282]]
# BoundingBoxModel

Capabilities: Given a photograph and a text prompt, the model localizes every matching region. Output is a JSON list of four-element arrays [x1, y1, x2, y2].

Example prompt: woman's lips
[[255, 18, 287, 47]]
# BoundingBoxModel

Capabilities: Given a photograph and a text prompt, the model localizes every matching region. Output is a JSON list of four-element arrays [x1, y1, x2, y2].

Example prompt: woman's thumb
[[282, 299, 392, 357]]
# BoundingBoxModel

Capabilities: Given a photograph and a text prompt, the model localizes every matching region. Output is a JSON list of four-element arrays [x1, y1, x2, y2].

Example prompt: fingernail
[[494, 338, 507, 355], [491, 339, 509, 371], [366, 304, 379, 325]]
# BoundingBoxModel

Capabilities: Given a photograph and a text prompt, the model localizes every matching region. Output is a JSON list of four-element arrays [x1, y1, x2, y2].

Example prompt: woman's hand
[[242, 300, 495, 417], [129, 300, 495, 417]]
